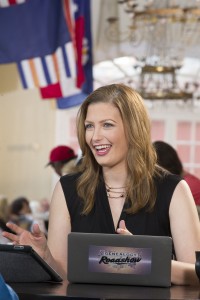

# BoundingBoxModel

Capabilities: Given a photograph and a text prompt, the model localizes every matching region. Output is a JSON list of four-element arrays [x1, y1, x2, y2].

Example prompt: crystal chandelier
[[105, 0, 200, 100]]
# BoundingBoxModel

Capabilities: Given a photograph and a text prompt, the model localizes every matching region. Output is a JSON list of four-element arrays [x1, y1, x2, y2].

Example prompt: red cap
[[47, 145, 77, 165]]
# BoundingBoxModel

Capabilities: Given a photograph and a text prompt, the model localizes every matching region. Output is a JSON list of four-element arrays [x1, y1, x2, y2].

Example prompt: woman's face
[[84, 102, 128, 169]]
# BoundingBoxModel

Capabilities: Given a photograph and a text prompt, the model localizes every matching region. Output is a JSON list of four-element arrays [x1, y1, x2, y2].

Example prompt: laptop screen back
[[67, 232, 172, 287]]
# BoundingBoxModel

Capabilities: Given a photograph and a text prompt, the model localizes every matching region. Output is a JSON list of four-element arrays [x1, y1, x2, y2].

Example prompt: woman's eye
[[85, 124, 93, 130], [104, 122, 113, 128]]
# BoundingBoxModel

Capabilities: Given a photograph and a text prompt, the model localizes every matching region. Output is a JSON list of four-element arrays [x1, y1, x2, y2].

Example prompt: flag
[[0, 0, 70, 63], [74, 0, 86, 88], [16, 0, 78, 98], [0, 0, 26, 7], [5, 0, 93, 109], [56, 92, 88, 109], [17, 0, 93, 104], [17, 43, 76, 89], [56, 0, 93, 109]]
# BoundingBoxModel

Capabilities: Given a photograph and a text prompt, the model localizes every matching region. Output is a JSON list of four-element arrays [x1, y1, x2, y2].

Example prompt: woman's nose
[[91, 127, 102, 141]]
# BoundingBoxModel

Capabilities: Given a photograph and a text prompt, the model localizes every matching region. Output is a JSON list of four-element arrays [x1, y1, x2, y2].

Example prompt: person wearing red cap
[[46, 145, 77, 177]]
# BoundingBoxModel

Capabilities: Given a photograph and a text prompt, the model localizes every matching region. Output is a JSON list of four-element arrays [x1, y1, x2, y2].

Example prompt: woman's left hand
[[116, 220, 132, 235]]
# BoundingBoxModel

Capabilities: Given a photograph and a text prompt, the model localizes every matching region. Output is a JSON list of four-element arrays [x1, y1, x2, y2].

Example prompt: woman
[[3, 84, 200, 285]]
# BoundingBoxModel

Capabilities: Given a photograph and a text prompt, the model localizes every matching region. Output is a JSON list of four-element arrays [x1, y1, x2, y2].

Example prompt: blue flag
[[0, 0, 70, 63], [56, 92, 88, 109], [56, 0, 93, 109]]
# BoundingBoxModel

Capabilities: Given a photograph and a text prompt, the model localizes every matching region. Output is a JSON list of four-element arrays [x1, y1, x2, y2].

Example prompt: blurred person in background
[[8, 197, 48, 235], [153, 140, 200, 208], [8, 197, 34, 231], [0, 195, 13, 244], [29, 198, 49, 233], [46, 145, 78, 177]]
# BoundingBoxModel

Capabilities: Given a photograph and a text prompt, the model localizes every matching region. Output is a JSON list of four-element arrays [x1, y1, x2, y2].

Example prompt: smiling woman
[[84, 102, 128, 169], [76, 84, 156, 216], [3, 83, 200, 286]]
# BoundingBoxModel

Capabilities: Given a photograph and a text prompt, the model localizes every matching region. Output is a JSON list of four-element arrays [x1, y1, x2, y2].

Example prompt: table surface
[[10, 280, 200, 300]]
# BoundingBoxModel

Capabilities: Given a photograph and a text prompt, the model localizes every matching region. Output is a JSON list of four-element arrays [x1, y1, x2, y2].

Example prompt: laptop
[[0, 244, 63, 283], [67, 232, 172, 287]]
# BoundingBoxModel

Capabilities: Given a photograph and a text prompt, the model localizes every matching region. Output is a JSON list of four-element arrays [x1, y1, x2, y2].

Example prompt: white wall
[[0, 64, 56, 202]]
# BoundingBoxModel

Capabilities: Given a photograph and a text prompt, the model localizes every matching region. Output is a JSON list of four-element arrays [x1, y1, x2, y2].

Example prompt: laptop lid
[[67, 232, 172, 287]]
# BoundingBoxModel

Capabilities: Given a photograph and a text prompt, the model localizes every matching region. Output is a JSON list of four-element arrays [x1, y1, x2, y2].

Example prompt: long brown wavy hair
[[76, 83, 160, 215]]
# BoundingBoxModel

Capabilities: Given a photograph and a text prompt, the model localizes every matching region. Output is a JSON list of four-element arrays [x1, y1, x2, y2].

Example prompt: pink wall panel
[[177, 144, 191, 163], [151, 121, 165, 141], [176, 122, 191, 140], [195, 123, 200, 141], [195, 169, 200, 179], [195, 146, 200, 163]]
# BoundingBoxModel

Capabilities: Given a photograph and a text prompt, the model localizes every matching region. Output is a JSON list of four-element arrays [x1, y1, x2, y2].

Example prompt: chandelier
[[139, 65, 194, 100], [105, 0, 200, 101]]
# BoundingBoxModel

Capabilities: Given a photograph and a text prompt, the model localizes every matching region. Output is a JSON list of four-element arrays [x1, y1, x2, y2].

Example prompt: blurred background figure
[[29, 198, 49, 233], [8, 197, 34, 231], [46, 145, 78, 177], [153, 141, 200, 209], [0, 195, 13, 244]]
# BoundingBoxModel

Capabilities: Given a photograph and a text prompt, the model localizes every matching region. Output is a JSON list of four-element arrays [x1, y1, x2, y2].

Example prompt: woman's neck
[[103, 165, 127, 187]]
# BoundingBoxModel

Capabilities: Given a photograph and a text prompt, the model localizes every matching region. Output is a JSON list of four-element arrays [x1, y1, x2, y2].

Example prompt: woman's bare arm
[[170, 180, 200, 284], [47, 181, 71, 279]]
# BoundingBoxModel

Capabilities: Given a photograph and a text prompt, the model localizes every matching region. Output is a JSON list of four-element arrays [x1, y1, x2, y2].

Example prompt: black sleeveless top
[[60, 172, 181, 237]]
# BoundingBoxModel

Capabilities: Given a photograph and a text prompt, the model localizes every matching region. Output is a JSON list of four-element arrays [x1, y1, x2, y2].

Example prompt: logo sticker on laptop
[[88, 246, 152, 274]]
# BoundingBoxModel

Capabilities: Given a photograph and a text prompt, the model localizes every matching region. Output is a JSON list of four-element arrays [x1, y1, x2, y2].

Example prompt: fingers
[[32, 223, 42, 236], [2, 222, 24, 243], [119, 220, 126, 229], [6, 222, 25, 235], [116, 219, 132, 235], [3, 222, 42, 244], [2, 231, 19, 243]]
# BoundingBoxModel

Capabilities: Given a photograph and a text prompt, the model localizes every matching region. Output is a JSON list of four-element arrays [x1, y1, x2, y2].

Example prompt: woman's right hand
[[2, 222, 48, 259]]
